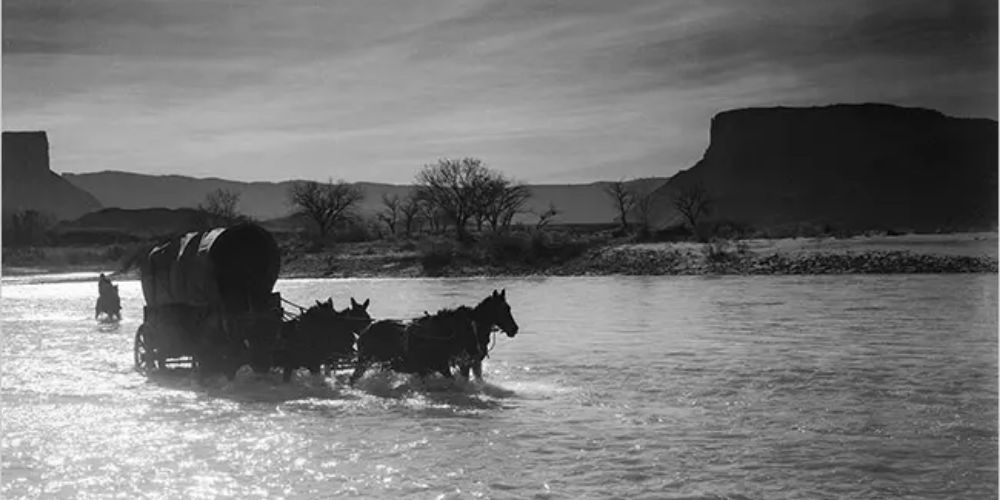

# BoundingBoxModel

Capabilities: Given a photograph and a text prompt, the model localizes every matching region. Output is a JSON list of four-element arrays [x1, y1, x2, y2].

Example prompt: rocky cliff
[[652, 104, 998, 233], [2, 131, 102, 221]]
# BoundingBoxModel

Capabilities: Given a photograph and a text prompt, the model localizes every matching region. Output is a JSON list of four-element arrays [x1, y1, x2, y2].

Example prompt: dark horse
[[274, 297, 371, 382], [456, 288, 518, 380], [95, 285, 122, 321], [350, 289, 519, 385]]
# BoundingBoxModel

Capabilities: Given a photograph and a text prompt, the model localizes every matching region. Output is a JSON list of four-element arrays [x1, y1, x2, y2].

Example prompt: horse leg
[[459, 365, 471, 379], [472, 361, 483, 381], [282, 365, 294, 383]]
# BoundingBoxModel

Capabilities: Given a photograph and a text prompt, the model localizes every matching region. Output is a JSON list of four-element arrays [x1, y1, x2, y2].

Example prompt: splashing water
[[3, 275, 996, 499]]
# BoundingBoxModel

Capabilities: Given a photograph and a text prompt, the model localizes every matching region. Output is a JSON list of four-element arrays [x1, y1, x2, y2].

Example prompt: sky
[[3, 0, 997, 184]]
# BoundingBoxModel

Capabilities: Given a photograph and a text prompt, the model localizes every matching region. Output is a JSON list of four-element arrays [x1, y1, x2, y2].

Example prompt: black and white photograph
[[2, 1, 997, 498]]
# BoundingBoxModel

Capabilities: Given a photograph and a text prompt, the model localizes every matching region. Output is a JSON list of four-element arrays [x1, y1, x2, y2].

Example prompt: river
[[2, 274, 996, 499]]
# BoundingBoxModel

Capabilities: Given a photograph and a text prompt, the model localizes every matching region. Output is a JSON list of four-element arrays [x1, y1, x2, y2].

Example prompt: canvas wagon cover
[[139, 224, 280, 310]]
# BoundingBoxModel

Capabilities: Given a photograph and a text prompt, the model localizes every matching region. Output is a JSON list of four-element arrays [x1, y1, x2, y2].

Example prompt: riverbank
[[4, 232, 997, 279], [274, 232, 1000, 277]]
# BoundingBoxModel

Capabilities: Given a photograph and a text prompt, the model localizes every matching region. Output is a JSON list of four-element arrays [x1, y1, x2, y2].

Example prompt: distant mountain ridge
[[650, 103, 998, 232], [63, 171, 668, 225], [28, 102, 996, 236]]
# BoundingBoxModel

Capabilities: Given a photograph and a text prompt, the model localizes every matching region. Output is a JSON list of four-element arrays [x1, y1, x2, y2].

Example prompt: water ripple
[[2, 275, 996, 499]]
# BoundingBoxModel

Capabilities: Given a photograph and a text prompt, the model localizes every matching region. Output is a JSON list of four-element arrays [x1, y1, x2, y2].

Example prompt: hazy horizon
[[63, 168, 671, 187], [4, 0, 996, 184]]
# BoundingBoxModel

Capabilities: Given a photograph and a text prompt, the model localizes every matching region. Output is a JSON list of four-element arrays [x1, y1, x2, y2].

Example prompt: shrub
[[418, 239, 458, 275], [530, 230, 593, 263], [3, 247, 46, 266], [482, 232, 532, 265], [103, 245, 128, 262], [3, 209, 54, 247], [332, 218, 377, 243], [701, 220, 752, 240], [702, 238, 750, 264], [650, 225, 693, 242]]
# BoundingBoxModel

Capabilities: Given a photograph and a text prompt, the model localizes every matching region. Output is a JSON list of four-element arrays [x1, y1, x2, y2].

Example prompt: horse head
[[293, 297, 357, 358], [341, 297, 373, 333], [299, 298, 339, 326], [479, 289, 519, 337], [349, 297, 370, 313]]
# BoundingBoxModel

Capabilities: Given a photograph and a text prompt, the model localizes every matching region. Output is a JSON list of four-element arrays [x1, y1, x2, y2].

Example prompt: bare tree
[[399, 194, 423, 237], [416, 192, 445, 234], [287, 179, 365, 240], [470, 173, 493, 232], [630, 187, 657, 235], [672, 182, 712, 229], [377, 193, 401, 236], [197, 188, 242, 226], [604, 179, 635, 231], [480, 177, 530, 232], [534, 202, 560, 230], [415, 157, 492, 240]]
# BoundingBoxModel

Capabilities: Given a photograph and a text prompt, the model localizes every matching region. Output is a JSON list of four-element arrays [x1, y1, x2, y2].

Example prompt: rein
[[281, 297, 307, 312], [485, 330, 498, 358], [279, 296, 372, 325]]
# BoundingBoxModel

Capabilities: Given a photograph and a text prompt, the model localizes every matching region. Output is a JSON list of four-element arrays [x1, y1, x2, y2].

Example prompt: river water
[[2, 274, 997, 499]]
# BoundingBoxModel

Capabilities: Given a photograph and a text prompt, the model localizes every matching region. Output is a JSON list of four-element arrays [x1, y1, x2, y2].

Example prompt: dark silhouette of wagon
[[133, 224, 283, 380]]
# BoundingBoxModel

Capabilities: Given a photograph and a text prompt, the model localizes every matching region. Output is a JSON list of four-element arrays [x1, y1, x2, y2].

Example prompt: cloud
[[3, 0, 996, 183]]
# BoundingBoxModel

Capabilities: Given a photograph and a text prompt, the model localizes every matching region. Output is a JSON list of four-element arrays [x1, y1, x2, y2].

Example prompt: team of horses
[[257, 289, 518, 384], [109, 278, 518, 383]]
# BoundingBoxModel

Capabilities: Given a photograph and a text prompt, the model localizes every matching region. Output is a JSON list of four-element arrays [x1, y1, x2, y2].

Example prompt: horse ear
[[351, 297, 359, 308], [492, 289, 499, 298], [363, 298, 370, 309], [500, 288, 506, 298]]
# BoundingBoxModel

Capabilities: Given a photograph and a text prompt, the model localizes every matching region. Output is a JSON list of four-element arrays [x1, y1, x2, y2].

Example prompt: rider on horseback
[[95, 273, 121, 320], [98, 273, 114, 298]]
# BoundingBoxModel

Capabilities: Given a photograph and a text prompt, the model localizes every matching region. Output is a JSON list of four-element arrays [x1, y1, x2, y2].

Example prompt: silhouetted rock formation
[[652, 104, 998, 233], [2, 131, 102, 221]]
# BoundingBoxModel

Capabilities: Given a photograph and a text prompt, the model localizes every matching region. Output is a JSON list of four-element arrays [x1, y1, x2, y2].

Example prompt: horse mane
[[417, 305, 473, 323], [413, 295, 497, 328]]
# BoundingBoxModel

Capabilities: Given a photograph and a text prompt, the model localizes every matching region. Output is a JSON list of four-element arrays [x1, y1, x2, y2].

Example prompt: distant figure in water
[[95, 273, 122, 321], [98, 273, 113, 297]]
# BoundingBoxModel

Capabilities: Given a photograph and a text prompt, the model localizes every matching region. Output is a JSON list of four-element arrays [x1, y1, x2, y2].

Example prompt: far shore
[[3, 232, 996, 281]]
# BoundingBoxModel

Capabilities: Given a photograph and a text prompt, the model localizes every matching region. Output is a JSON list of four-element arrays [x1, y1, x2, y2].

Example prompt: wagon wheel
[[133, 325, 161, 374]]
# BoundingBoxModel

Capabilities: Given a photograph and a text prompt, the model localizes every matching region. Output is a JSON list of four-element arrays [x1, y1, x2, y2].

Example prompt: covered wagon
[[133, 223, 284, 379]]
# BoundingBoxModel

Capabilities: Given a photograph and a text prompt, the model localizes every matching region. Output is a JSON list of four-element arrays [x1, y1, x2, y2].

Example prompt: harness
[[405, 318, 472, 341], [485, 329, 498, 359], [280, 296, 372, 323], [281, 297, 307, 318]]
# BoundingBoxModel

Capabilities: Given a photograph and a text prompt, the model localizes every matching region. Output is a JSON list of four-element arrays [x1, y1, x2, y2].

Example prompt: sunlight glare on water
[[2, 275, 997, 499]]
